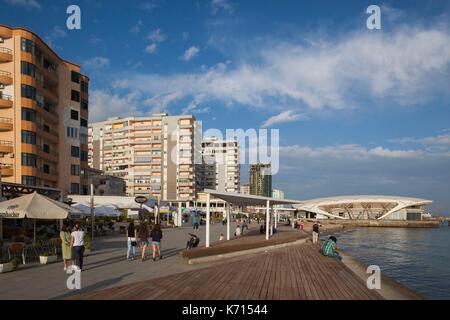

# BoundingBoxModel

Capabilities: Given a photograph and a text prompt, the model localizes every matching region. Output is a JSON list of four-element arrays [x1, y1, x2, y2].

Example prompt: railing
[[0, 93, 12, 100], [0, 140, 12, 146], [0, 70, 12, 77], [0, 47, 12, 54], [0, 117, 12, 124]]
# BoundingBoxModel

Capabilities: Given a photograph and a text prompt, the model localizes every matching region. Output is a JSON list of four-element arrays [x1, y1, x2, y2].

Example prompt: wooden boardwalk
[[71, 243, 383, 300], [181, 226, 307, 259]]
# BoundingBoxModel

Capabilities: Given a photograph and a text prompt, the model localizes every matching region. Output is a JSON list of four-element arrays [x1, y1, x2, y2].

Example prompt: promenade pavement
[[0, 221, 245, 299]]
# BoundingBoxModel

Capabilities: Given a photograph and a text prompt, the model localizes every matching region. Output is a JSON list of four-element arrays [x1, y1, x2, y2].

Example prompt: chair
[[8, 242, 26, 265]]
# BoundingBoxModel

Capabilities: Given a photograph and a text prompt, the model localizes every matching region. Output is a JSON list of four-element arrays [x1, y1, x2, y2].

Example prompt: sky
[[1, 0, 450, 213]]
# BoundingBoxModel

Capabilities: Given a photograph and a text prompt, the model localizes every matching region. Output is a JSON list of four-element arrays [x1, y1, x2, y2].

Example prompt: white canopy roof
[[293, 195, 433, 220], [204, 189, 302, 206]]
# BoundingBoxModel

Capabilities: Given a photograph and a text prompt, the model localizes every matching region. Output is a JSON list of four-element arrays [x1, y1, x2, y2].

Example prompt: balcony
[[0, 117, 12, 131], [0, 93, 12, 108], [0, 140, 13, 153], [0, 26, 12, 39], [0, 70, 13, 85], [0, 165, 13, 177], [0, 47, 12, 63]]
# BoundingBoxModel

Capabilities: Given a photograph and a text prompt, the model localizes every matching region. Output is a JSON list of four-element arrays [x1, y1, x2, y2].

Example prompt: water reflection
[[332, 227, 450, 299]]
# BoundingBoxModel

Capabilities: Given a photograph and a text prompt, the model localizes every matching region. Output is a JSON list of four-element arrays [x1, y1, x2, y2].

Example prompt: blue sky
[[2, 0, 450, 213]]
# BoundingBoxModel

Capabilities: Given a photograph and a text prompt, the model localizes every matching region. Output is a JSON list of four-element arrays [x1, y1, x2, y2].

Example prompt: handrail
[[0, 47, 12, 54], [0, 117, 12, 123], [0, 70, 12, 77], [0, 93, 12, 100], [0, 140, 12, 146]]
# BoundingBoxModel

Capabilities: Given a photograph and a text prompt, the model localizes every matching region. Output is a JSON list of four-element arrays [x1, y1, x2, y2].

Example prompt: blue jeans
[[73, 246, 85, 270], [330, 251, 343, 261], [127, 238, 136, 259]]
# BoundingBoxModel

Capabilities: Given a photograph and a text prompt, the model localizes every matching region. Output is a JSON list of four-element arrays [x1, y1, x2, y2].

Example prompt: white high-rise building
[[198, 137, 240, 193], [88, 113, 199, 201]]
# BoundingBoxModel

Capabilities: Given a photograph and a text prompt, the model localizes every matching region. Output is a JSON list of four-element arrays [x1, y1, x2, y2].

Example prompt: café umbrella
[[0, 192, 81, 243]]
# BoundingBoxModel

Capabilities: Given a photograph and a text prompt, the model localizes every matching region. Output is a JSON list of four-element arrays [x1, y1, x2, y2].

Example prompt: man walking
[[312, 221, 320, 244]]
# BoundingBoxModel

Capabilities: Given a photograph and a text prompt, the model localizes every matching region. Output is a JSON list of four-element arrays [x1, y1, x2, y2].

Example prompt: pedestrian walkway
[[181, 225, 306, 259], [70, 242, 383, 300]]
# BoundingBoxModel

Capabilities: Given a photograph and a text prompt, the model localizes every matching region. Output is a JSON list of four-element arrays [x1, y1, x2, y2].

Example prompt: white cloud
[[211, 0, 233, 14], [145, 43, 158, 54], [89, 90, 143, 122], [280, 144, 424, 160], [44, 25, 67, 50], [141, 0, 156, 11], [147, 28, 166, 43], [391, 134, 450, 146], [83, 56, 110, 69], [4, 0, 41, 9], [112, 26, 450, 114], [130, 20, 143, 35], [262, 110, 308, 128], [182, 46, 200, 61]]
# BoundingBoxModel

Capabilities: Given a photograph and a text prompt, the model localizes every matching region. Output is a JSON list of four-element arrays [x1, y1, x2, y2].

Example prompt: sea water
[[327, 224, 450, 299]]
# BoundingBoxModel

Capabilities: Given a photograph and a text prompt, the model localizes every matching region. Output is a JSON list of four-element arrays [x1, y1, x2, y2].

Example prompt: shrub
[[10, 258, 21, 269], [40, 251, 54, 257]]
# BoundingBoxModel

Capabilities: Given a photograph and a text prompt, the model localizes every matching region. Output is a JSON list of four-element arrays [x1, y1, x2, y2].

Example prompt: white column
[[266, 200, 270, 240], [270, 209, 274, 236], [206, 192, 210, 247], [274, 209, 278, 229], [226, 202, 230, 240], [177, 204, 182, 227]]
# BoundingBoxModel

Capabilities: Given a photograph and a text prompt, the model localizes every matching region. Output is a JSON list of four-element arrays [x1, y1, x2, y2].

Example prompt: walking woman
[[126, 222, 137, 261], [71, 224, 85, 270], [150, 224, 163, 261], [60, 225, 73, 271], [138, 222, 150, 261]]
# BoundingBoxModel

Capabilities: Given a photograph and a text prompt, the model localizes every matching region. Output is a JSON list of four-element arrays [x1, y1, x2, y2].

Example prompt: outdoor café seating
[[8, 242, 26, 265]]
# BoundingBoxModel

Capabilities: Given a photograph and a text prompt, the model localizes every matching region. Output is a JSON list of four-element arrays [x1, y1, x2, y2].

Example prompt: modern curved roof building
[[293, 195, 433, 220]]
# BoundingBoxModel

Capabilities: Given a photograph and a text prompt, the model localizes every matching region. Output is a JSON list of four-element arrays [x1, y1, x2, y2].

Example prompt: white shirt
[[235, 228, 241, 236], [71, 230, 85, 247]]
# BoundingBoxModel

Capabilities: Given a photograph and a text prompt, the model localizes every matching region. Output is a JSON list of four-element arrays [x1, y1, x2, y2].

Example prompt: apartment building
[[198, 137, 240, 193], [249, 163, 272, 197], [0, 25, 89, 195], [88, 114, 199, 201]]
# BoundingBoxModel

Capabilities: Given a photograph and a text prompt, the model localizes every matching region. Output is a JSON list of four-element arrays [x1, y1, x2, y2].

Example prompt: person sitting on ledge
[[321, 236, 342, 261]]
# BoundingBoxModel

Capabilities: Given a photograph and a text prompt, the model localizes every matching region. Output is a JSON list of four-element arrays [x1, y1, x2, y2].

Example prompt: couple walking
[[127, 222, 163, 262]]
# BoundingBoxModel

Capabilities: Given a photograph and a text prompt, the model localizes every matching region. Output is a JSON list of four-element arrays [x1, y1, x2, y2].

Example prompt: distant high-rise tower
[[249, 163, 272, 197]]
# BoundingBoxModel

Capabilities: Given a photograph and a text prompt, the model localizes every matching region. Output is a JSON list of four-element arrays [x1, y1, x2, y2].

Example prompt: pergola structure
[[203, 189, 302, 247]]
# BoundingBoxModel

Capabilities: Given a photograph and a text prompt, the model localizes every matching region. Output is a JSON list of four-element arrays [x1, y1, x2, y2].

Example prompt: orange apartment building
[[0, 25, 89, 196]]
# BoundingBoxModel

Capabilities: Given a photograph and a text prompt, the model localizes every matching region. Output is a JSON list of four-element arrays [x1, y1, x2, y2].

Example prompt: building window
[[81, 151, 88, 162], [81, 81, 88, 94], [21, 153, 37, 167], [82, 185, 89, 195], [21, 107, 36, 122], [80, 133, 88, 144], [43, 164, 50, 174], [81, 99, 88, 110], [43, 144, 50, 153], [71, 146, 80, 157], [80, 118, 88, 128], [21, 61, 36, 78], [21, 84, 36, 100], [21, 38, 35, 54], [22, 175, 37, 186], [21, 130, 36, 145], [71, 164, 80, 176], [67, 127, 78, 138], [71, 71, 80, 83], [71, 109, 79, 120], [70, 183, 80, 194], [71, 90, 80, 102]]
